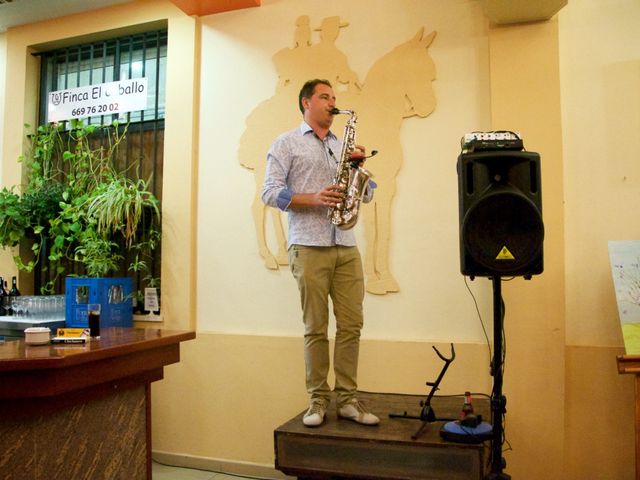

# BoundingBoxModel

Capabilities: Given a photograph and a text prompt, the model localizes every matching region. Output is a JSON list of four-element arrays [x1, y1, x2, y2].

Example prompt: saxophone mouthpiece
[[330, 108, 354, 115]]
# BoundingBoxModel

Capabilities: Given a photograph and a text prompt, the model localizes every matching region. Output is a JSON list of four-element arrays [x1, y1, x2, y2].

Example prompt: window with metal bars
[[33, 30, 166, 299]]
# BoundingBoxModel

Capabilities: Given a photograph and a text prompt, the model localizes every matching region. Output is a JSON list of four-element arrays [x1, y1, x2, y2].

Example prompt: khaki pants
[[289, 245, 365, 407]]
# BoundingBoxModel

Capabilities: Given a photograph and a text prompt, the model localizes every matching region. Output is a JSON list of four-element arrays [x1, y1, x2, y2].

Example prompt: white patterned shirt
[[262, 121, 374, 248]]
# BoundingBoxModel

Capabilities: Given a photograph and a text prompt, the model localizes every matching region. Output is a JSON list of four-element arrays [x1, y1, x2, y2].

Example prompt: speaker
[[457, 150, 544, 278]]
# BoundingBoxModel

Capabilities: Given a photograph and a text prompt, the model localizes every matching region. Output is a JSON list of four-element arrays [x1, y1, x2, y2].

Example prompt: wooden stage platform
[[274, 391, 490, 480]]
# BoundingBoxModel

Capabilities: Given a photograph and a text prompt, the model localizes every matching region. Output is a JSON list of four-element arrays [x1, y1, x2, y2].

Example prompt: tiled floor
[[152, 461, 259, 480]]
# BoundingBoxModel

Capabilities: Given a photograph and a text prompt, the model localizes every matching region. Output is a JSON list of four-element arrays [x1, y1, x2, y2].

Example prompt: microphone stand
[[486, 276, 510, 480]]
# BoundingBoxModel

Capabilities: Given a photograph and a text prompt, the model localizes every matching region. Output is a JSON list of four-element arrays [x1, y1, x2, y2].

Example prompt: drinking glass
[[88, 303, 101, 338], [12, 297, 24, 318]]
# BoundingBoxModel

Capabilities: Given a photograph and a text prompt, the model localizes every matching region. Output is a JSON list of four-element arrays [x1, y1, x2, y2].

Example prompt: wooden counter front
[[0, 327, 195, 480], [617, 354, 640, 480]]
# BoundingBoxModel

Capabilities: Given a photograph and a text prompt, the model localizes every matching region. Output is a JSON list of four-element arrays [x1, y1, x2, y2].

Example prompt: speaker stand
[[486, 276, 510, 480]]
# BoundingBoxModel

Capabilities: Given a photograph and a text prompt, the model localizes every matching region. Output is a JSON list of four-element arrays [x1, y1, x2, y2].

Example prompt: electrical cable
[[464, 276, 492, 367]]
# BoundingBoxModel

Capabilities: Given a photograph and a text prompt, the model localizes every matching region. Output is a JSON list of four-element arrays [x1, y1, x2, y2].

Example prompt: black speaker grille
[[462, 188, 543, 275]]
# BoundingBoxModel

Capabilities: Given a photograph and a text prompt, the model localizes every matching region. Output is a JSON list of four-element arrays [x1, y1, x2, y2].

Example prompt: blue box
[[64, 277, 133, 328]]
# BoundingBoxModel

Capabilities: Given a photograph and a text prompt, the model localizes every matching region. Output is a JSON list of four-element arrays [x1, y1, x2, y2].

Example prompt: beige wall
[[0, 32, 6, 185], [559, 1, 640, 478], [196, 0, 494, 342], [488, 19, 566, 477], [561, 0, 640, 348], [1, 0, 638, 479], [0, 31, 10, 276]]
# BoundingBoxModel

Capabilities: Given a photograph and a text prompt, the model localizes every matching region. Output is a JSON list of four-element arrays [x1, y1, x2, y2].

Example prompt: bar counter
[[0, 327, 195, 480]]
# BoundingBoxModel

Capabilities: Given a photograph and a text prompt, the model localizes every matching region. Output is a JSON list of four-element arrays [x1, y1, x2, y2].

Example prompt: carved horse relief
[[238, 17, 437, 294], [238, 15, 360, 269], [340, 28, 437, 294]]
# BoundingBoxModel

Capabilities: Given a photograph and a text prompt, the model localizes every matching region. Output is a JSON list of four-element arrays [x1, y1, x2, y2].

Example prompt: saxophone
[[328, 108, 373, 230]]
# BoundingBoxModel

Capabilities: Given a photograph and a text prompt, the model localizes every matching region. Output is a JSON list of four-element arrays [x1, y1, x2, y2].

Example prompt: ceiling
[[0, 0, 135, 33], [0, 0, 568, 34], [479, 0, 568, 25]]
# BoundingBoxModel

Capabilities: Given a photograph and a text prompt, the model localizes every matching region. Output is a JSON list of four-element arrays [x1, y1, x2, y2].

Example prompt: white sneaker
[[338, 399, 380, 425], [303, 402, 326, 427]]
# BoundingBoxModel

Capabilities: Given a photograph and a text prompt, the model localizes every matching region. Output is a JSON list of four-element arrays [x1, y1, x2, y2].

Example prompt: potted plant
[[0, 120, 161, 301]]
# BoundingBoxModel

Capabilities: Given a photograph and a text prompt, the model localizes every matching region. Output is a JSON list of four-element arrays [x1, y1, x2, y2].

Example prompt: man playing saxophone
[[262, 79, 378, 427]]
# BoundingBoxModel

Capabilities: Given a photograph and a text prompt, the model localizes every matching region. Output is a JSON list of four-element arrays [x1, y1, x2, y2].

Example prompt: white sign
[[144, 287, 159, 312], [47, 78, 148, 123]]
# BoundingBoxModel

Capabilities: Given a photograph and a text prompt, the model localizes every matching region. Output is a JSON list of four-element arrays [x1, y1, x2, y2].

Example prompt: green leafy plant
[[0, 120, 161, 293]]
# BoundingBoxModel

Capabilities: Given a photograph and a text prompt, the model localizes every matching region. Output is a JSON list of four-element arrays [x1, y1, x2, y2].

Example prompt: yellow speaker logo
[[496, 246, 515, 261]]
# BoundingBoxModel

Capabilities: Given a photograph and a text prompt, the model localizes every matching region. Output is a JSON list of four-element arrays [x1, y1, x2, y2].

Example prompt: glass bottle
[[0, 277, 6, 316], [7, 276, 20, 316], [461, 391, 474, 419], [9, 276, 20, 297]]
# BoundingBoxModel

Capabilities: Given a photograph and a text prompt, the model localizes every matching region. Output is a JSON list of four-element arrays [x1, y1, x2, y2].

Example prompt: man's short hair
[[299, 79, 332, 114]]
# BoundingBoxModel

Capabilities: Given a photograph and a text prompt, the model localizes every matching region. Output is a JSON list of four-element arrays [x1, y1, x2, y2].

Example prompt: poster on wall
[[47, 78, 148, 123], [608, 240, 640, 354]]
